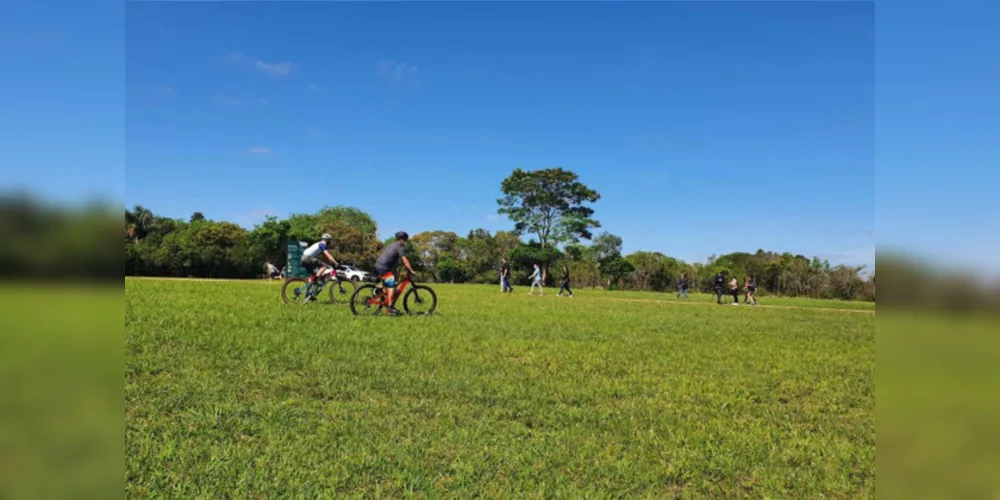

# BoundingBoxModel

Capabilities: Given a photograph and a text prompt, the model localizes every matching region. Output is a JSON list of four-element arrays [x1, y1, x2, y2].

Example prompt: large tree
[[590, 232, 634, 288], [412, 231, 460, 282], [245, 216, 291, 268], [497, 168, 600, 248], [497, 168, 600, 281]]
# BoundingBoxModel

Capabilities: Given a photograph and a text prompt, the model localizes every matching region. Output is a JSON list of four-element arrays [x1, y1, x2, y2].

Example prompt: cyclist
[[375, 231, 417, 315], [302, 233, 340, 288]]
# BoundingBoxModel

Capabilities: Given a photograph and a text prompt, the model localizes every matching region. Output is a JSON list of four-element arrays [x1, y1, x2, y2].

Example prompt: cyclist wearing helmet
[[301, 233, 340, 285], [375, 231, 417, 315]]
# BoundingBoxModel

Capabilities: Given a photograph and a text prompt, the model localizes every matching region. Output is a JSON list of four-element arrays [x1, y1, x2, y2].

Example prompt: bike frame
[[297, 262, 345, 295], [375, 274, 415, 307]]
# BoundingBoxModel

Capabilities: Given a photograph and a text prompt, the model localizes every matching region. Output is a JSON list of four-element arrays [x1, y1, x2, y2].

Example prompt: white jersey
[[303, 241, 328, 259]]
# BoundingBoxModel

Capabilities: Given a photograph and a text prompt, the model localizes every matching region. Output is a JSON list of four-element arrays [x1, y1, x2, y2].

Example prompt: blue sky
[[22, 0, 989, 273]]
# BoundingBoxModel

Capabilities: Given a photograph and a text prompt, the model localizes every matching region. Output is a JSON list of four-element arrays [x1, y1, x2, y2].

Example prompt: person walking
[[500, 257, 513, 293], [714, 272, 727, 304], [557, 264, 574, 297], [528, 263, 544, 296], [677, 272, 690, 299], [729, 275, 740, 305], [745, 274, 758, 305]]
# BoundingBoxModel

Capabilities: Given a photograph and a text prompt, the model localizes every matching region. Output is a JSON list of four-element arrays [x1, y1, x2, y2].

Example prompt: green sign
[[285, 240, 309, 278]]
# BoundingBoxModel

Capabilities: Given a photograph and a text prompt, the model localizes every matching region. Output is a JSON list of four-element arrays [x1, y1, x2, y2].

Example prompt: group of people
[[713, 272, 758, 306], [499, 259, 575, 298], [296, 232, 758, 311], [498, 264, 758, 306], [296, 231, 417, 314]]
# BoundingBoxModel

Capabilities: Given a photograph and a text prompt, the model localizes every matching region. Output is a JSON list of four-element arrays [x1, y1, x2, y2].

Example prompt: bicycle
[[349, 272, 437, 316], [281, 262, 358, 305]]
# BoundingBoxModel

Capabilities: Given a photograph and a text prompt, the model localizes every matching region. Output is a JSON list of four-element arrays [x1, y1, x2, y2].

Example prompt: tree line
[[121, 166, 876, 301]]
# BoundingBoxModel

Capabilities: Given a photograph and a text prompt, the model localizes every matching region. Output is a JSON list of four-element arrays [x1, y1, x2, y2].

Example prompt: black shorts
[[301, 256, 319, 276], [748, 286, 756, 293]]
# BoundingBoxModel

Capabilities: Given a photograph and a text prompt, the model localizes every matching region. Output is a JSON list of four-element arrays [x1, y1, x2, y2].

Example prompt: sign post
[[285, 240, 309, 278]]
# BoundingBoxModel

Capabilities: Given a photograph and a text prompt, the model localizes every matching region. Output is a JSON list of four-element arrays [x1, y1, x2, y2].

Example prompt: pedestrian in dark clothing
[[677, 272, 690, 299], [557, 264, 574, 297], [500, 257, 513, 293], [714, 272, 726, 304], [745, 275, 757, 305]]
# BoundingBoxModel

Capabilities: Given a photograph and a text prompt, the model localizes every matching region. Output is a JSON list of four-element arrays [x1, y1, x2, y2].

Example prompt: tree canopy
[[99, 164, 884, 301], [497, 168, 600, 249]]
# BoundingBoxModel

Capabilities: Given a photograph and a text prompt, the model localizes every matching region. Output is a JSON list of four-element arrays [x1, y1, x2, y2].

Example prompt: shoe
[[386, 306, 402, 315]]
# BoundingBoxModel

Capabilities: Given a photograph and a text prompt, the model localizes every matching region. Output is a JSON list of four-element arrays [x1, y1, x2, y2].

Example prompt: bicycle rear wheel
[[403, 285, 437, 315], [350, 284, 384, 316], [281, 278, 314, 305], [329, 279, 358, 304]]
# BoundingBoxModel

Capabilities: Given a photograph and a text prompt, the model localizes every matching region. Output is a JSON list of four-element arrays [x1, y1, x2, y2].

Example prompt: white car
[[337, 265, 372, 282]]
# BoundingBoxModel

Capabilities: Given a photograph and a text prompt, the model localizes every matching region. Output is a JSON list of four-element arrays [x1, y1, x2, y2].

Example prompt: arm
[[401, 255, 416, 275], [322, 250, 339, 267]]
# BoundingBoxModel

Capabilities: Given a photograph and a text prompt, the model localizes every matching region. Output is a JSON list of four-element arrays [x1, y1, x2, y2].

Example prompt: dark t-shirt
[[375, 241, 405, 274], [680, 276, 689, 288], [562, 267, 570, 281], [501, 262, 510, 277]]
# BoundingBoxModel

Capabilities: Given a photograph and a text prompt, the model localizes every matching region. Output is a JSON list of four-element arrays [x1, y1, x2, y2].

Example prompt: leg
[[302, 260, 316, 282], [380, 272, 398, 311]]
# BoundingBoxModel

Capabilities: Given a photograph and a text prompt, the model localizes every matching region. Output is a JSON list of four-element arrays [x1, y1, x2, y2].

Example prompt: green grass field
[[126, 278, 874, 498]]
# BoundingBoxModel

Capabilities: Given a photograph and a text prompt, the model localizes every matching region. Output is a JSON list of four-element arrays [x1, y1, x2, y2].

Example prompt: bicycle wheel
[[329, 279, 357, 304], [350, 284, 384, 316], [403, 285, 437, 315], [281, 278, 314, 305]]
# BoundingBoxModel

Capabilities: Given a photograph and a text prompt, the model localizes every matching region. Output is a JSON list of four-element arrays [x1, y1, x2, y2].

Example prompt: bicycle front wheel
[[350, 284, 384, 316], [329, 279, 357, 304], [281, 278, 313, 305], [403, 285, 437, 315]]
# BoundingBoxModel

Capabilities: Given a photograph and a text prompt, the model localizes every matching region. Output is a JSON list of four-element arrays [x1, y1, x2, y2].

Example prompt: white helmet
[[321, 233, 332, 240]]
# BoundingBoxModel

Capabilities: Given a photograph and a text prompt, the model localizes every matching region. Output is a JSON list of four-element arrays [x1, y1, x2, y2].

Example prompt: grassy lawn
[[126, 278, 874, 498]]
